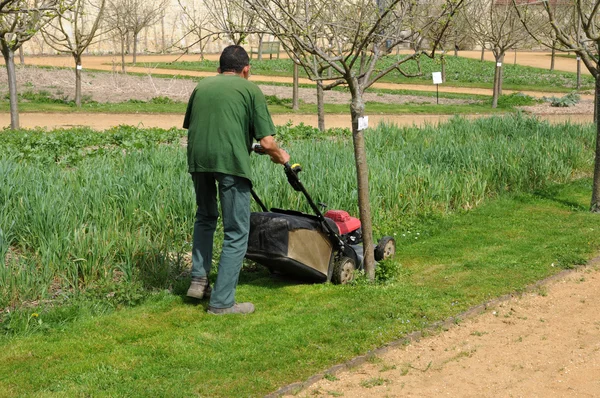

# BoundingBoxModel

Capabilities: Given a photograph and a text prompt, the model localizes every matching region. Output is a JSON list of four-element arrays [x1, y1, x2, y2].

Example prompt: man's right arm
[[259, 135, 290, 165], [183, 89, 196, 129]]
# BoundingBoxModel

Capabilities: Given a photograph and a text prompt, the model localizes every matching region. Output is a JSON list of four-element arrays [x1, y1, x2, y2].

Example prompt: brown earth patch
[[0, 66, 475, 106], [280, 263, 600, 397]]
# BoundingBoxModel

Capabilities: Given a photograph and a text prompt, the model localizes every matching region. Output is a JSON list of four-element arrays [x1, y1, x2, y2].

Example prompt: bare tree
[[104, 0, 165, 69], [515, 0, 600, 212], [41, 0, 107, 107], [176, 0, 212, 59], [205, 0, 256, 45], [244, 0, 465, 280], [126, 0, 166, 63], [1, 0, 63, 129], [105, 0, 129, 72], [466, 0, 535, 108]]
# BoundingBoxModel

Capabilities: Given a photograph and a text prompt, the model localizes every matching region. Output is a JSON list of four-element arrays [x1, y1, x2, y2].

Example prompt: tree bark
[[2, 47, 20, 129], [480, 46, 485, 61], [577, 56, 582, 90], [591, 74, 600, 212], [317, 80, 325, 131], [74, 54, 82, 107], [257, 34, 263, 61], [144, 28, 148, 53], [550, 45, 555, 71], [441, 52, 446, 83], [161, 16, 166, 53], [492, 54, 502, 108], [133, 32, 138, 65], [349, 91, 375, 280], [19, 46, 24, 65], [292, 62, 299, 110], [198, 28, 204, 61], [120, 36, 126, 73], [498, 53, 504, 96]]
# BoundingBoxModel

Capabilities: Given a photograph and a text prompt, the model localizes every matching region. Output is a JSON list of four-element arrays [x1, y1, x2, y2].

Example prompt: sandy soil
[[282, 263, 600, 398], [3, 53, 599, 397]]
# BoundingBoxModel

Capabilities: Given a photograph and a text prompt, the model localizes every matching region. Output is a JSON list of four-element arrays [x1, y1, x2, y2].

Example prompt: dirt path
[[283, 262, 600, 397], [2, 112, 593, 131]]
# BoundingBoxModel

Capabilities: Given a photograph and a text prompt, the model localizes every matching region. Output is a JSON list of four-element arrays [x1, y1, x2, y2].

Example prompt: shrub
[[543, 92, 581, 107]]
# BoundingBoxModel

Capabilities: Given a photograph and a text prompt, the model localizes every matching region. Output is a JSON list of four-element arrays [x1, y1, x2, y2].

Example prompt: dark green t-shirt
[[183, 74, 275, 180]]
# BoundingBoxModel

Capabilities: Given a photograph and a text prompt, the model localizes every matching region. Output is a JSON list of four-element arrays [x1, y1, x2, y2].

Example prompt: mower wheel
[[375, 236, 396, 261], [332, 256, 356, 284]]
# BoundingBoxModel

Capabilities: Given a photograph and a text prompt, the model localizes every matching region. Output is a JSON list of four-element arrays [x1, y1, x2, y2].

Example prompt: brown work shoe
[[186, 277, 211, 299], [207, 302, 255, 315]]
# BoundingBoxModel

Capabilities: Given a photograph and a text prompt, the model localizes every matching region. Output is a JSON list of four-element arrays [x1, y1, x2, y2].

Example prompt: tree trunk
[[317, 80, 325, 131], [161, 16, 166, 53], [498, 53, 504, 96], [590, 75, 600, 212], [133, 33, 138, 65], [257, 34, 263, 61], [19, 46, 24, 65], [120, 36, 126, 73], [292, 62, 299, 110], [492, 54, 502, 108], [349, 90, 375, 280], [74, 54, 82, 107], [513, 48, 517, 65], [198, 28, 204, 61], [2, 47, 20, 129], [577, 56, 582, 90], [480, 46, 485, 62], [550, 45, 555, 71], [441, 52, 446, 83]]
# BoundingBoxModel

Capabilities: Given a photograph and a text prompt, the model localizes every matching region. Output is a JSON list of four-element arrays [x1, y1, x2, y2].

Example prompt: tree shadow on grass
[[531, 183, 589, 212]]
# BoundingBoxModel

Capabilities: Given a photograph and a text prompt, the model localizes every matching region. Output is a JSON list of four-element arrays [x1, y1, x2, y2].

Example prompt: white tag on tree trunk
[[577, 56, 581, 61], [358, 116, 369, 131], [76, 65, 82, 70], [497, 62, 502, 67]]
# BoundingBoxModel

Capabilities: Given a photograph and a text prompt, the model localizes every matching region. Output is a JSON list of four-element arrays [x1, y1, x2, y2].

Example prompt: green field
[[138, 54, 595, 92], [1, 115, 599, 396]]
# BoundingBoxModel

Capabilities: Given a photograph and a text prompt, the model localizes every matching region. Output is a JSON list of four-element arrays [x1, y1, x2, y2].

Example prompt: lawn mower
[[245, 145, 396, 284]]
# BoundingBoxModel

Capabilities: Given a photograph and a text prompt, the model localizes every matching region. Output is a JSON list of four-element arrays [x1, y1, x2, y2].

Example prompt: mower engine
[[324, 210, 362, 245]]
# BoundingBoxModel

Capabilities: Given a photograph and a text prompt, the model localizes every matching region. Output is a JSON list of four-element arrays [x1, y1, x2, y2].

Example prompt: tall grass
[[0, 114, 594, 308], [253, 114, 593, 232]]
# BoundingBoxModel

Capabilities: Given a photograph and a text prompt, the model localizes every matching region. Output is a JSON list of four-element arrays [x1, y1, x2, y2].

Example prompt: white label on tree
[[577, 57, 581, 61], [358, 116, 369, 131], [76, 65, 82, 70], [497, 62, 502, 67], [432, 72, 443, 85]]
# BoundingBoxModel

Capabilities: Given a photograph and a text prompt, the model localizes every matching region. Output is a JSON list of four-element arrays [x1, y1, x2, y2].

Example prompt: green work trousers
[[191, 172, 251, 309]]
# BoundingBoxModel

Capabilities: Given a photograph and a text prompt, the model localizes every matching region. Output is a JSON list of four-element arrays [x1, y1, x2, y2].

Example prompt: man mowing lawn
[[183, 45, 290, 315]]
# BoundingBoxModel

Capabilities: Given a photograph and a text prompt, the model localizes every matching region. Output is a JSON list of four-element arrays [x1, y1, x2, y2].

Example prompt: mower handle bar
[[252, 145, 344, 249]]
